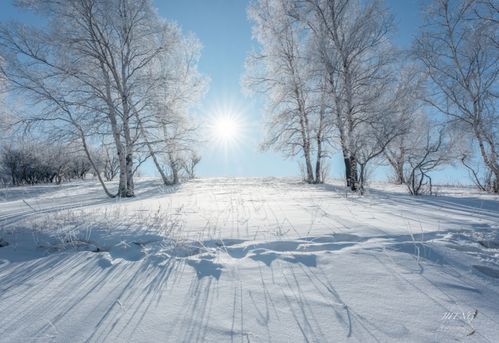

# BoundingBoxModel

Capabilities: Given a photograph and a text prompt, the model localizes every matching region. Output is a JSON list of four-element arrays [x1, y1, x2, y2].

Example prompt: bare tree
[[414, 0, 499, 192]]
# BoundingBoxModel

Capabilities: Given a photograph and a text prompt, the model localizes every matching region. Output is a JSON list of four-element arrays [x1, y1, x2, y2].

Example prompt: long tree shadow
[[313, 181, 499, 222], [360, 188, 499, 221], [1, 223, 499, 341]]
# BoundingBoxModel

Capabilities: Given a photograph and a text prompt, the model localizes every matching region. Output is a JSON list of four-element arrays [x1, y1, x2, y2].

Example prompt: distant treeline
[[0, 143, 92, 186], [0, 140, 202, 187]]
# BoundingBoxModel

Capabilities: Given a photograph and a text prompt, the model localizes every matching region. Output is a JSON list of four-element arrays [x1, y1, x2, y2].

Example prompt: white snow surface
[[0, 177, 498, 342]]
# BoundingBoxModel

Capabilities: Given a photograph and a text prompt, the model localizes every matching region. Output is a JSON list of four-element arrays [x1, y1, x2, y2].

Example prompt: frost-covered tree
[[181, 152, 201, 179], [99, 141, 120, 182], [0, 56, 12, 148], [414, 0, 498, 192], [297, 0, 396, 191], [384, 64, 426, 185], [403, 116, 455, 195], [137, 33, 207, 185], [355, 116, 406, 195], [0, 0, 206, 196], [348, 62, 423, 194], [245, 0, 330, 184]]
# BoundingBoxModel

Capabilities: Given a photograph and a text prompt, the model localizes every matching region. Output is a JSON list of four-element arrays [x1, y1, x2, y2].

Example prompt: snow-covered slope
[[0, 178, 498, 342]]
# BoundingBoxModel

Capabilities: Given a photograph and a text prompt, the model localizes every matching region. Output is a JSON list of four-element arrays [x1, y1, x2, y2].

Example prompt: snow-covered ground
[[0, 177, 498, 342]]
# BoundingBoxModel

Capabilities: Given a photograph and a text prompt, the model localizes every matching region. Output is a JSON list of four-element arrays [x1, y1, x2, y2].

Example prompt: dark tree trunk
[[395, 164, 405, 185], [343, 155, 358, 191], [349, 156, 358, 191], [315, 158, 321, 184]]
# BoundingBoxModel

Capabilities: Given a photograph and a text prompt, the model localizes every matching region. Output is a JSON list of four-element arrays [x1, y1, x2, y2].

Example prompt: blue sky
[[156, 0, 298, 178], [155, 0, 467, 184], [0, 0, 470, 184], [155, 0, 424, 179]]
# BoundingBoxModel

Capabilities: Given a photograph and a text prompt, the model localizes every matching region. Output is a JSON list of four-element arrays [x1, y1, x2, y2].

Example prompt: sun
[[209, 113, 241, 145], [213, 117, 239, 142], [204, 101, 249, 157]]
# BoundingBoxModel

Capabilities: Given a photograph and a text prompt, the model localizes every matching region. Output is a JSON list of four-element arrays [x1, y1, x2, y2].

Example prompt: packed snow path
[[0, 178, 498, 342]]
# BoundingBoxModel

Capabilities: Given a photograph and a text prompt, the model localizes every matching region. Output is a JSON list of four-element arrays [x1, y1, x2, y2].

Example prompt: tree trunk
[[315, 155, 322, 184], [170, 155, 179, 185], [341, 149, 358, 191], [78, 127, 116, 198], [121, 85, 134, 196], [121, 92, 134, 197], [493, 171, 499, 193], [137, 118, 170, 185], [343, 155, 351, 187], [359, 163, 366, 195], [314, 103, 325, 184], [303, 143, 314, 183], [101, 62, 128, 197], [113, 126, 127, 197], [395, 162, 405, 185], [125, 151, 134, 196], [293, 85, 313, 183], [475, 126, 499, 193], [300, 118, 314, 183], [349, 155, 358, 191]]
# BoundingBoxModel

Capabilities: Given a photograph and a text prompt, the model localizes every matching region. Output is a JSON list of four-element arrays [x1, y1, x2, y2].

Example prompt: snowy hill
[[0, 177, 498, 342]]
